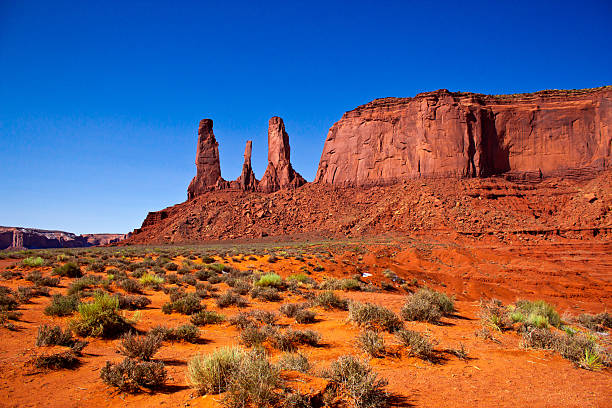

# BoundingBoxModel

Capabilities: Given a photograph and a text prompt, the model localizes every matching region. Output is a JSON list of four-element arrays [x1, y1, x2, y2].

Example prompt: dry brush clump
[[150, 324, 199, 342], [118, 332, 163, 361], [357, 330, 386, 358], [69, 293, 131, 338], [325, 355, 389, 408], [394, 329, 436, 361], [100, 358, 167, 393], [401, 288, 455, 323], [348, 302, 403, 333]]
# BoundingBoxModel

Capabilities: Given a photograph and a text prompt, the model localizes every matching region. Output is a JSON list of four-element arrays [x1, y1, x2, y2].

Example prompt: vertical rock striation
[[316, 87, 611, 186], [259, 117, 306, 193], [235, 140, 258, 191], [187, 119, 226, 199]]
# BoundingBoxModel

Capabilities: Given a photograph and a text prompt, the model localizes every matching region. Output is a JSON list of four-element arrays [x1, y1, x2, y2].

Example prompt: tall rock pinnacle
[[187, 119, 225, 199], [236, 140, 257, 191], [259, 117, 306, 193]]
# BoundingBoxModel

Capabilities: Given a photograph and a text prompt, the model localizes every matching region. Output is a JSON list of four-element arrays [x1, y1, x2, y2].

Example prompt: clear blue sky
[[1, 0, 610, 234]]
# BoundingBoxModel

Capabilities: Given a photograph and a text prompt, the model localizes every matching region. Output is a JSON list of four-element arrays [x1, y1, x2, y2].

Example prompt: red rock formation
[[259, 117, 306, 193], [0, 227, 128, 249], [234, 140, 257, 191], [316, 87, 611, 186], [187, 119, 226, 199]]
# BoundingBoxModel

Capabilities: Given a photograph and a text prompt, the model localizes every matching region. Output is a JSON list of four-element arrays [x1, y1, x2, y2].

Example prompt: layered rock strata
[[315, 87, 611, 186]]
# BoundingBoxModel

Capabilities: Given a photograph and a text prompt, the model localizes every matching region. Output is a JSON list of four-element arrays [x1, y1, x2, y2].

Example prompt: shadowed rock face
[[187, 119, 226, 199], [316, 87, 612, 186], [259, 117, 306, 193]]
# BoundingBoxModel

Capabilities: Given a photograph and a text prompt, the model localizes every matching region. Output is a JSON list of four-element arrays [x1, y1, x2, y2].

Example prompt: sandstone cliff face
[[259, 117, 306, 193], [316, 87, 611, 186], [187, 119, 226, 199]]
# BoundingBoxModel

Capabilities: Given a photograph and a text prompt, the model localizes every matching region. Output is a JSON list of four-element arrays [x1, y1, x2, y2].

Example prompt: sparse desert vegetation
[[0, 240, 610, 407]]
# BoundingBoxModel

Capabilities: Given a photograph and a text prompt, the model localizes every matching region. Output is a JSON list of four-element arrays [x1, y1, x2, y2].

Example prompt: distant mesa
[[187, 116, 306, 199], [0, 226, 128, 250]]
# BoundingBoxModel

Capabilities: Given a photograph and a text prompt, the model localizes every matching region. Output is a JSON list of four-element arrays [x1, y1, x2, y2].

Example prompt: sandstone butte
[[126, 86, 611, 244]]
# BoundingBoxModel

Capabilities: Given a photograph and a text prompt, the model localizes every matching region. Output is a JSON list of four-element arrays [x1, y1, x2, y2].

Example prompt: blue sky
[[1, 0, 611, 234]]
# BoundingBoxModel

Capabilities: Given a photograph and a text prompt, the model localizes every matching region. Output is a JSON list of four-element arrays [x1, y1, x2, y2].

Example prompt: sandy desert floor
[[0, 235, 610, 408]]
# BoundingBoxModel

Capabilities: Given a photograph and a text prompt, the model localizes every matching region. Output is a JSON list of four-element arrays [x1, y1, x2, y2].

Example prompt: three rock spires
[[187, 116, 305, 200]]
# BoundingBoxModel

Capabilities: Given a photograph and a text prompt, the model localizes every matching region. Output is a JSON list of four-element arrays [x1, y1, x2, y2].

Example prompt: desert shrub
[[479, 299, 512, 331], [326, 355, 388, 408], [165, 273, 179, 284], [162, 293, 202, 315], [255, 273, 283, 288], [209, 263, 227, 273], [165, 262, 179, 271], [270, 329, 321, 351], [229, 312, 258, 330], [70, 293, 129, 337], [131, 268, 147, 279], [515, 300, 561, 328], [53, 262, 82, 278], [100, 358, 166, 392], [16, 285, 50, 302], [276, 352, 311, 373], [251, 286, 283, 302], [240, 326, 269, 347], [151, 324, 199, 342], [348, 302, 403, 333], [250, 309, 278, 325], [182, 274, 198, 286], [224, 349, 281, 408], [401, 288, 454, 323], [201, 255, 215, 264], [190, 310, 225, 326], [118, 332, 163, 361], [216, 291, 248, 308], [0, 286, 19, 311], [45, 294, 80, 316], [233, 279, 252, 295], [117, 294, 151, 310], [578, 312, 612, 331], [140, 273, 164, 288], [26, 271, 60, 287], [118, 278, 143, 294], [294, 309, 316, 324], [36, 324, 75, 347], [32, 349, 79, 369], [22, 256, 45, 267], [314, 291, 349, 310], [68, 275, 102, 295], [357, 330, 385, 358], [279, 303, 306, 318], [521, 327, 607, 369], [187, 346, 245, 394], [88, 262, 106, 273], [395, 329, 435, 361], [287, 273, 312, 284]]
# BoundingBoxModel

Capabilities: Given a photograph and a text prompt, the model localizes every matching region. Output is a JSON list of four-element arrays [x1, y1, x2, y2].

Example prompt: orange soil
[[1, 237, 611, 408]]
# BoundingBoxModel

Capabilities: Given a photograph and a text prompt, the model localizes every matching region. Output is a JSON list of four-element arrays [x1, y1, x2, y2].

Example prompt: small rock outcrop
[[187, 119, 226, 199], [234, 140, 257, 191], [259, 117, 306, 193]]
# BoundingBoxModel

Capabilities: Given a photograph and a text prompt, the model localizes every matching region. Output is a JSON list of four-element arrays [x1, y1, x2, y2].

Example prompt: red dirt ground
[[1, 236, 611, 407]]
